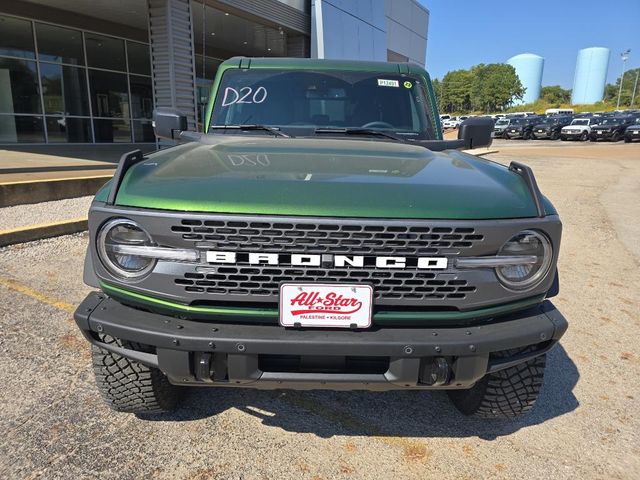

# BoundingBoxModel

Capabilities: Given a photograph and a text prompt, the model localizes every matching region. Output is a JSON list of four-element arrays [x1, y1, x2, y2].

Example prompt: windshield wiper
[[314, 127, 406, 143], [210, 124, 291, 138]]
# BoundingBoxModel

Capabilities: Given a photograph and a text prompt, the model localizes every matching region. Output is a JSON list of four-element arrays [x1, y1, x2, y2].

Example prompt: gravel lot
[[0, 196, 93, 231], [0, 140, 639, 479]]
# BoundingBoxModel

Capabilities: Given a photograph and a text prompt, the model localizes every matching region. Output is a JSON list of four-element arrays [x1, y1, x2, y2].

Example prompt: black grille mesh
[[174, 266, 476, 301], [171, 219, 484, 256]]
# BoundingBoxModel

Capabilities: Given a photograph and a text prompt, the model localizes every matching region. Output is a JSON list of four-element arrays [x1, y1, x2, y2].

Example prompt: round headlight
[[97, 219, 156, 280], [496, 230, 552, 291]]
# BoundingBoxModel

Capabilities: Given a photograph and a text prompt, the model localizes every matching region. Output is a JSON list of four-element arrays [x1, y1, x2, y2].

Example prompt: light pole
[[616, 49, 630, 109]]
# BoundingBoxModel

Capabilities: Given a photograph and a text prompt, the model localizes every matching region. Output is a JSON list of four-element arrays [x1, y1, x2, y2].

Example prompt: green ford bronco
[[74, 57, 567, 418]]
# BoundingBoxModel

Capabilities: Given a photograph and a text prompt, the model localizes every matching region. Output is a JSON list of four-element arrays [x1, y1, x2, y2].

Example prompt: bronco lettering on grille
[[205, 251, 448, 269]]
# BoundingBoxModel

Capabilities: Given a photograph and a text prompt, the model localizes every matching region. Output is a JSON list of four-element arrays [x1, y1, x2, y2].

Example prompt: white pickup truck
[[560, 118, 597, 141]]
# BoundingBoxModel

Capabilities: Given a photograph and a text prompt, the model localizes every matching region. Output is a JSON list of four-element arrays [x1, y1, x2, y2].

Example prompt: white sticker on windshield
[[377, 79, 399, 87]]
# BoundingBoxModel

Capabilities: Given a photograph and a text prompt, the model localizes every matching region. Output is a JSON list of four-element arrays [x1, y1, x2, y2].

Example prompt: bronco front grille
[[166, 218, 485, 303], [171, 219, 484, 256], [174, 266, 476, 301]]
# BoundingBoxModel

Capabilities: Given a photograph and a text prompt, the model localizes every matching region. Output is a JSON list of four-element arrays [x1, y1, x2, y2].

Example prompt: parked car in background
[[561, 118, 598, 141], [624, 120, 640, 142], [545, 108, 574, 116], [504, 116, 541, 139], [440, 114, 451, 122], [492, 118, 511, 138], [532, 116, 573, 140], [590, 116, 636, 142], [443, 117, 461, 128]]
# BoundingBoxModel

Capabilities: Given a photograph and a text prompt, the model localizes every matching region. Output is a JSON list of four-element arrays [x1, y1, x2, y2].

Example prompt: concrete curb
[[0, 175, 111, 207], [0, 218, 88, 248]]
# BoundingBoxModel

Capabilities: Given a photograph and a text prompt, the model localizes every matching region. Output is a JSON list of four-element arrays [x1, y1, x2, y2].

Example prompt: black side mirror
[[458, 117, 494, 149], [152, 107, 187, 140]]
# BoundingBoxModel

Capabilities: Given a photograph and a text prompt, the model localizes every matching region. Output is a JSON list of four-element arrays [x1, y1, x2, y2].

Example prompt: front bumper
[[590, 130, 615, 140], [505, 130, 524, 138], [533, 129, 552, 139], [625, 130, 640, 141], [75, 292, 568, 391], [561, 131, 585, 139]]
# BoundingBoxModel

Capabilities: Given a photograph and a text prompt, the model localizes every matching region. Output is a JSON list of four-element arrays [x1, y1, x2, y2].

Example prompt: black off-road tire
[[580, 131, 588, 141], [611, 131, 620, 142], [448, 347, 546, 418], [92, 335, 180, 414]]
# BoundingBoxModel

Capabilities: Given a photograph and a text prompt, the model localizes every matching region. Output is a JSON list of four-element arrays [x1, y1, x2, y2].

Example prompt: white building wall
[[311, 0, 428, 66]]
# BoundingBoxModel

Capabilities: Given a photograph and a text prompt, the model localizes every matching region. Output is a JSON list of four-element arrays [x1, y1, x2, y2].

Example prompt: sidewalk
[[0, 144, 156, 183]]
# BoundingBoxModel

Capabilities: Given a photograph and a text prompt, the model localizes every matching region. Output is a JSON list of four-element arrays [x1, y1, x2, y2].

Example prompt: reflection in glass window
[[127, 42, 151, 76], [0, 58, 41, 114], [46, 117, 92, 142], [94, 119, 131, 142], [129, 75, 153, 119], [0, 15, 35, 59], [0, 115, 44, 142], [40, 63, 90, 116], [85, 33, 126, 71], [133, 120, 154, 142], [35, 23, 84, 65], [89, 70, 129, 118]]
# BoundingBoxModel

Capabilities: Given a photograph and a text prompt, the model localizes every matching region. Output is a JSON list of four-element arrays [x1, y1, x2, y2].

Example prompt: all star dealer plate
[[279, 283, 373, 328]]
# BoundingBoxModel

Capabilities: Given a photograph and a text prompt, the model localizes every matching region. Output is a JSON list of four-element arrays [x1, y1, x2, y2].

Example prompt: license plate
[[279, 284, 373, 328], [634, 131, 639, 135], [511, 129, 517, 132], [538, 129, 544, 133], [598, 131, 604, 134]]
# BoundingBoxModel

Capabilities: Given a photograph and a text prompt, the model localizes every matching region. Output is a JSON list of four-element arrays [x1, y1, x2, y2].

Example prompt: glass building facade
[[0, 14, 154, 144], [0, 0, 427, 145]]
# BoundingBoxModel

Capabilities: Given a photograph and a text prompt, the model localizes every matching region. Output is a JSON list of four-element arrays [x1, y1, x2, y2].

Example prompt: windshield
[[571, 119, 589, 125], [209, 69, 437, 140], [599, 118, 624, 125], [496, 119, 509, 126]]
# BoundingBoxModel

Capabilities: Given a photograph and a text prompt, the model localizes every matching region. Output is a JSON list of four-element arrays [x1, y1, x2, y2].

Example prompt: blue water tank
[[571, 47, 610, 104], [507, 53, 544, 105]]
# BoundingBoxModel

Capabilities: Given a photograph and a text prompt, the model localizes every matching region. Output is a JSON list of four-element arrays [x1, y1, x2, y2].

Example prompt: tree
[[436, 63, 524, 113], [540, 85, 571, 105], [439, 69, 473, 113], [431, 77, 443, 110], [470, 63, 525, 112], [604, 67, 640, 107]]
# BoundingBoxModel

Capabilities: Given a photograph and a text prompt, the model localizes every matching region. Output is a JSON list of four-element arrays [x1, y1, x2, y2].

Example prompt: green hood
[[104, 136, 553, 219]]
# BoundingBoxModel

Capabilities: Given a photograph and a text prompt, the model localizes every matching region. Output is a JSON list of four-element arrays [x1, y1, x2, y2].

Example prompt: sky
[[420, 0, 640, 88]]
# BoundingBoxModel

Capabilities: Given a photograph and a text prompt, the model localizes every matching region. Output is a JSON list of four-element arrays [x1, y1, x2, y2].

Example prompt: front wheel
[[625, 136, 632, 143], [550, 130, 559, 140], [448, 347, 546, 418], [92, 335, 181, 414], [611, 131, 620, 142], [580, 131, 588, 141]]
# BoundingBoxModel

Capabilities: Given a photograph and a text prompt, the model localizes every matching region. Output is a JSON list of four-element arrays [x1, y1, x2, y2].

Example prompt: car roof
[[220, 56, 429, 76]]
